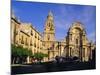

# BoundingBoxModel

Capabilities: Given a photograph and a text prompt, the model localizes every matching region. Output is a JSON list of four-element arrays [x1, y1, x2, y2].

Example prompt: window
[[70, 47, 72, 56], [43, 43, 45, 46], [37, 45, 39, 48], [76, 39, 78, 44], [38, 36, 39, 40], [48, 23, 50, 27], [30, 39, 32, 46], [35, 33, 37, 38], [50, 26, 54, 30], [21, 36, 24, 44], [70, 34, 72, 41], [48, 35, 50, 40], [34, 43, 36, 47], [31, 30, 33, 36], [83, 48, 85, 57]]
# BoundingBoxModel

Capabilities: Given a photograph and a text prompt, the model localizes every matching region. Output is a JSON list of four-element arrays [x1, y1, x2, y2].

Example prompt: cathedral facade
[[43, 11, 56, 61], [43, 11, 95, 62], [11, 11, 95, 62], [65, 22, 95, 62], [43, 11, 66, 61]]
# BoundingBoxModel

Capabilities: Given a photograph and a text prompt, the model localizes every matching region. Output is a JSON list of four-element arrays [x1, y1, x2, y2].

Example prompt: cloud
[[54, 5, 96, 41], [54, 5, 74, 30], [54, 5, 79, 40]]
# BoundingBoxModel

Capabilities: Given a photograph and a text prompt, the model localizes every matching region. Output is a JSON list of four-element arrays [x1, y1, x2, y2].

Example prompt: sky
[[12, 0, 96, 42]]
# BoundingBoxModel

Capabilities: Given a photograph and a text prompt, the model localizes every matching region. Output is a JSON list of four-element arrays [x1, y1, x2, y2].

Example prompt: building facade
[[43, 11, 56, 61], [43, 11, 67, 61], [11, 13, 20, 44], [65, 22, 95, 62], [11, 14, 43, 63]]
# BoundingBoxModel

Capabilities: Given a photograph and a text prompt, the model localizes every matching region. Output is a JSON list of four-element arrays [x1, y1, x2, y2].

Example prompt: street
[[11, 60, 95, 74]]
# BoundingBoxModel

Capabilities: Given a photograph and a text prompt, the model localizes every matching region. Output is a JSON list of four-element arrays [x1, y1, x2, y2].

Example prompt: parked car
[[55, 56, 66, 63], [66, 56, 80, 62], [55, 56, 80, 63]]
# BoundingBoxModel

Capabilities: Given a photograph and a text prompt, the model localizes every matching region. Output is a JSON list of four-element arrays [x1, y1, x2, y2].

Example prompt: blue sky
[[12, 0, 96, 42]]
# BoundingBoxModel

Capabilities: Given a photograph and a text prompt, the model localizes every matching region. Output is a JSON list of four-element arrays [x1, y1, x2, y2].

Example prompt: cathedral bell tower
[[43, 11, 55, 60], [43, 11, 55, 43], [44, 11, 55, 41]]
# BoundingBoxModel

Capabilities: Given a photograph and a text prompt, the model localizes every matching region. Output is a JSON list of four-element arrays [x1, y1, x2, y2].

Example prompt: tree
[[11, 44, 32, 64], [11, 44, 18, 64], [33, 52, 48, 63]]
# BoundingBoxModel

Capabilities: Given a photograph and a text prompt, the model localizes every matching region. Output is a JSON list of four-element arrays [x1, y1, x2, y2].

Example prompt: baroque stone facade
[[11, 11, 95, 62], [43, 11, 66, 61], [11, 13, 43, 63], [65, 22, 95, 62]]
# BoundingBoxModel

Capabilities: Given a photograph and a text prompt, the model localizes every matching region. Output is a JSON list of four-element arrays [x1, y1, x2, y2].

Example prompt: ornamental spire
[[48, 10, 53, 17]]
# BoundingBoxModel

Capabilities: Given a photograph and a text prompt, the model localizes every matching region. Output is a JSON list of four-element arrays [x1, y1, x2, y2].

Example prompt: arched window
[[70, 47, 72, 56], [35, 33, 37, 38], [48, 22, 51, 27], [30, 39, 32, 46], [34, 43, 36, 47], [83, 48, 85, 57], [70, 34, 72, 41], [48, 35, 50, 41], [76, 39, 78, 44], [21, 36, 24, 44], [31, 30, 33, 36]]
